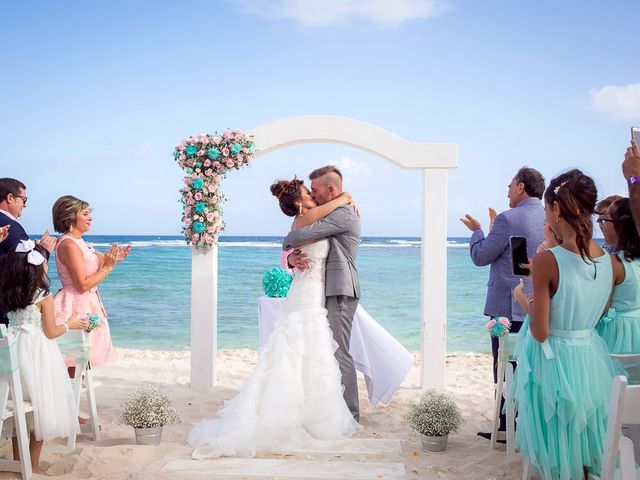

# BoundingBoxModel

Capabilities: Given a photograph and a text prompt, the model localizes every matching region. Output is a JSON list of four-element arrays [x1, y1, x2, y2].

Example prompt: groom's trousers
[[326, 295, 360, 422]]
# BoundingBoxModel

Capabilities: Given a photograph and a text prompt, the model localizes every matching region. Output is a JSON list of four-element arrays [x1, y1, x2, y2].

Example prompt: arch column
[[421, 168, 448, 389]]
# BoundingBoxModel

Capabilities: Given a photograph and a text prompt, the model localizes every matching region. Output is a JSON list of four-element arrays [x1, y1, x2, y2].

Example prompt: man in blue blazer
[[461, 167, 545, 439], [0, 178, 55, 325]]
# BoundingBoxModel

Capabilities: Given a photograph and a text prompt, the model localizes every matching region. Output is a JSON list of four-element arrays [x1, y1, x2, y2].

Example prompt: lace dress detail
[[189, 239, 362, 458]]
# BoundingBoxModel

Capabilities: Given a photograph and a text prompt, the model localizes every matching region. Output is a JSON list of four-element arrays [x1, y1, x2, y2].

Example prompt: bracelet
[[627, 176, 640, 188], [63, 323, 69, 333], [528, 298, 534, 305]]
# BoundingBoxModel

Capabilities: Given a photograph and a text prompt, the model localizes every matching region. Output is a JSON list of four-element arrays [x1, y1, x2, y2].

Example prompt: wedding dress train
[[188, 239, 362, 459]]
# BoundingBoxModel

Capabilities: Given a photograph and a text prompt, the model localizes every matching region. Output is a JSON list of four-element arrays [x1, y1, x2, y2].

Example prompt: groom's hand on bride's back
[[288, 249, 310, 270]]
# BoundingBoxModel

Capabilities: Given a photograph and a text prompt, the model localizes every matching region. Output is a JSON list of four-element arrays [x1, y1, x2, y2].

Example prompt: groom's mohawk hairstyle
[[309, 166, 342, 180]]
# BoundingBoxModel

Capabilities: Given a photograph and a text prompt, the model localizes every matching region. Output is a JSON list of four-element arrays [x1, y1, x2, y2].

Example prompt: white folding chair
[[588, 375, 640, 480], [611, 353, 640, 464], [0, 325, 33, 480], [491, 333, 518, 458], [57, 330, 100, 450]]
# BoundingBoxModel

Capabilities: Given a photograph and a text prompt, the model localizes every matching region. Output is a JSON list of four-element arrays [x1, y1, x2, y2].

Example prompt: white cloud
[[589, 83, 640, 121], [229, 0, 451, 28], [333, 155, 372, 178]]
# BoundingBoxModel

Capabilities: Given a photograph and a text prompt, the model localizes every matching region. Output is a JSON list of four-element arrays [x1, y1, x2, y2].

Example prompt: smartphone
[[632, 126, 640, 145], [510, 236, 529, 276]]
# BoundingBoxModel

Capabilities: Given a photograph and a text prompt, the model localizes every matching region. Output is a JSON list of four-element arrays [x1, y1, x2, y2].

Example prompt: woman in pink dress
[[52, 195, 130, 369]]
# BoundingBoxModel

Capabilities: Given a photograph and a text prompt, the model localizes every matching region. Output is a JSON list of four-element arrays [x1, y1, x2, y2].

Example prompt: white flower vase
[[134, 426, 163, 446], [421, 434, 448, 452]]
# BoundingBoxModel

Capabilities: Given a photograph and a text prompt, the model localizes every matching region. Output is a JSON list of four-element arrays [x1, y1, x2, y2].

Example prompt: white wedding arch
[[190, 115, 458, 390]]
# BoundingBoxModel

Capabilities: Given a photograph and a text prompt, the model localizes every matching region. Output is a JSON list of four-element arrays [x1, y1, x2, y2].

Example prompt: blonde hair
[[52, 195, 89, 233]]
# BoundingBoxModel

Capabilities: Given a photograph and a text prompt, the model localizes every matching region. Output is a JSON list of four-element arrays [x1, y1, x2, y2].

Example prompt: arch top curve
[[248, 115, 458, 169]]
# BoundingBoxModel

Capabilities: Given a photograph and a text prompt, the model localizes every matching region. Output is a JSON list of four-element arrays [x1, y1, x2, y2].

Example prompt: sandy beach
[[1, 349, 523, 479]]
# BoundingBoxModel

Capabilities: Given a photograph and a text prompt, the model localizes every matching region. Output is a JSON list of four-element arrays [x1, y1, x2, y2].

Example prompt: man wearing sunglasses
[[0, 177, 55, 325]]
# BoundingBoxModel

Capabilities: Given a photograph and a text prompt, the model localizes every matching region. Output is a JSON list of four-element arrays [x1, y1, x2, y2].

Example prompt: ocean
[[46, 236, 492, 353]]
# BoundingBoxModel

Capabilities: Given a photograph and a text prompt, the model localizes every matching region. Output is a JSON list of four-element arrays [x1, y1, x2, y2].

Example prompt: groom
[[282, 166, 362, 422]]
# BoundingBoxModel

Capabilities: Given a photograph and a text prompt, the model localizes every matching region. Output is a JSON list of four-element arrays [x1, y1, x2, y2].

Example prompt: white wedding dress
[[189, 239, 362, 459]]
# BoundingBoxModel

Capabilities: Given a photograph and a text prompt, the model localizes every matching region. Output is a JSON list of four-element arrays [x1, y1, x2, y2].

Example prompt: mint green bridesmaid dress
[[511, 246, 614, 480], [597, 251, 640, 354]]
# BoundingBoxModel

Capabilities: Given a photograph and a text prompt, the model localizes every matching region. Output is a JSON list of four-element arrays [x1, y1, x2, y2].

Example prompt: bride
[[188, 177, 363, 459]]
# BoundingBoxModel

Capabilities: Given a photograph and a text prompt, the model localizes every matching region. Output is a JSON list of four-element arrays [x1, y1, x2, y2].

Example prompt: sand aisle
[[1, 349, 522, 479]]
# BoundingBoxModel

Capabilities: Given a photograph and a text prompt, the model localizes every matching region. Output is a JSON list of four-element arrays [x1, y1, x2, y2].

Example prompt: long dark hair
[[544, 169, 598, 262], [0, 244, 50, 312], [610, 198, 640, 261], [270, 178, 304, 217]]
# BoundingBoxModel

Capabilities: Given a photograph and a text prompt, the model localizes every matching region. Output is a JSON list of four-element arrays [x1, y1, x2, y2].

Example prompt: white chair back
[[599, 375, 640, 480], [610, 353, 640, 384], [0, 324, 33, 479]]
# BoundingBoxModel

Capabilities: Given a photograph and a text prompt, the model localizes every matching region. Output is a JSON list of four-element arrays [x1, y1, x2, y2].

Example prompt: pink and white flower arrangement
[[486, 317, 511, 338], [173, 129, 255, 250]]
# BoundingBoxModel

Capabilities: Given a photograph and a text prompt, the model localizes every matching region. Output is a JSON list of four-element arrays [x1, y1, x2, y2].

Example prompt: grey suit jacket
[[469, 197, 545, 319], [283, 205, 361, 298]]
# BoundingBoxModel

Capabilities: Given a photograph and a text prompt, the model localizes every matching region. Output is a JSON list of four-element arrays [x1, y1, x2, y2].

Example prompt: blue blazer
[[469, 197, 545, 320], [0, 212, 29, 255]]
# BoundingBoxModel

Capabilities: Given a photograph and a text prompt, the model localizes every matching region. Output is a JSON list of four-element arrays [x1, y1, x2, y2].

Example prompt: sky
[[1, 0, 639, 237]]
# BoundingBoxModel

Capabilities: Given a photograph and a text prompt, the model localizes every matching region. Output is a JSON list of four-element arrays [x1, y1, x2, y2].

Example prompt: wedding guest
[[597, 198, 640, 354], [0, 241, 87, 475], [509, 169, 614, 480], [0, 178, 55, 327], [623, 139, 640, 234], [460, 167, 545, 441], [595, 195, 624, 253], [52, 195, 129, 369]]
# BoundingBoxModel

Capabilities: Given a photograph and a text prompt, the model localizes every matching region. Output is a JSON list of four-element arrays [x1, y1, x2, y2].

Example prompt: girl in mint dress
[[597, 198, 640, 354], [510, 170, 614, 480]]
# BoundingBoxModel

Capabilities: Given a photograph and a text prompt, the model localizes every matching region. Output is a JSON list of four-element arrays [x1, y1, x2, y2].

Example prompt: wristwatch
[[627, 176, 640, 187]]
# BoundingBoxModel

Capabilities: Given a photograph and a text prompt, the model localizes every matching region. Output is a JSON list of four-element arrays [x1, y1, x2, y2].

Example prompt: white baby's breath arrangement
[[407, 389, 463, 437], [120, 385, 182, 429]]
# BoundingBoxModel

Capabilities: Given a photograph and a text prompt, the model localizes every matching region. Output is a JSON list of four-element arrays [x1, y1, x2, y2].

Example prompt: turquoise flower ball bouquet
[[262, 267, 293, 298]]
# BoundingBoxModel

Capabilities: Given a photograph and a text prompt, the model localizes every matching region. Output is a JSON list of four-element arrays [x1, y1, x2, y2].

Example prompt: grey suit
[[283, 205, 361, 420]]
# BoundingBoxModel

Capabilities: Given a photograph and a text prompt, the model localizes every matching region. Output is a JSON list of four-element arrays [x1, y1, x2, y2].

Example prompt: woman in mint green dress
[[510, 170, 614, 480], [597, 197, 640, 354]]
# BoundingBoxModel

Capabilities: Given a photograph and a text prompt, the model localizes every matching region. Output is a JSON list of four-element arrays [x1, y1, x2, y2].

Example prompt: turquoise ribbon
[[599, 307, 640, 324], [0, 341, 18, 375], [541, 329, 593, 359], [498, 334, 518, 361]]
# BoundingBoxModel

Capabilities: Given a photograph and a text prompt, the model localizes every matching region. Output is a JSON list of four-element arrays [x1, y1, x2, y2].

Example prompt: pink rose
[[197, 150, 205, 157], [236, 154, 244, 163], [185, 218, 193, 225], [234, 133, 242, 141], [215, 174, 222, 182], [223, 130, 230, 138], [212, 161, 221, 169], [207, 226, 216, 233], [226, 160, 234, 168], [177, 144, 186, 151], [187, 198, 195, 205], [178, 153, 186, 161], [213, 137, 221, 145], [205, 168, 213, 177], [206, 212, 215, 221], [184, 176, 192, 184], [203, 159, 211, 167], [213, 211, 220, 218], [192, 233, 199, 242], [222, 148, 230, 156], [195, 192, 203, 201]]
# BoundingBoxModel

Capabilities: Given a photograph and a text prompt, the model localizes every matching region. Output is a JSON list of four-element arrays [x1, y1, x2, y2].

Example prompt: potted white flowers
[[120, 385, 182, 445], [407, 389, 463, 452]]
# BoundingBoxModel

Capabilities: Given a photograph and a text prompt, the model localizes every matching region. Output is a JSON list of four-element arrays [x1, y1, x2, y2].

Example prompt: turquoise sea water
[[46, 236, 491, 353]]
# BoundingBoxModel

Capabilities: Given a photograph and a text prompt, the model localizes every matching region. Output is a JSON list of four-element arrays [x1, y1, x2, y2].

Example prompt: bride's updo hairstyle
[[270, 178, 304, 217], [544, 169, 598, 262]]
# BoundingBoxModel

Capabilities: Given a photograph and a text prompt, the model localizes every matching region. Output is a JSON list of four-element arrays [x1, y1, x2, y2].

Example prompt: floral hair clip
[[553, 181, 568, 195]]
